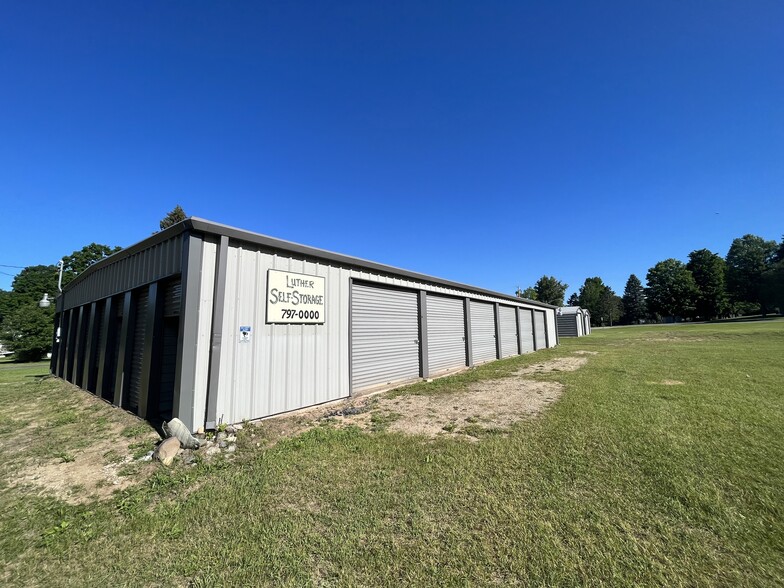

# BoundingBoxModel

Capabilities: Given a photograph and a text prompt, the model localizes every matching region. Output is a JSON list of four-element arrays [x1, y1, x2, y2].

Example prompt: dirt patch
[[572, 350, 599, 356], [646, 379, 685, 386], [10, 420, 159, 504], [515, 356, 588, 375], [644, 337, 706, 343], [309, 354, 594, 440]]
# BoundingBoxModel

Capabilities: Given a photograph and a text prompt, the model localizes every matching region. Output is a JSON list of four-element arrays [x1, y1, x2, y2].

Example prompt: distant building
[[557, 306, 591, 337]]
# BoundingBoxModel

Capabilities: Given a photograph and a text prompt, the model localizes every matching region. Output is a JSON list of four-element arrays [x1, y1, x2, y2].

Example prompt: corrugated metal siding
[[352, 283, 420, 391], [126, 287, 148, 414], [88, 300, 105, 393], [519, 308, 534, 353], [212, 242, 558, 426], [426, 294, 466, 374], [545, 308, 557, 347], [470, 301, 496, 364], [164, 278, 182, 317], [576, 313, 584, 336], [215, 246, 349, 424], [499, 305, 518, 358], [188, 239, 216, 431], [61, 234, 183, 311], [534, 310, 546, 350], [557, 314, 579, 337]]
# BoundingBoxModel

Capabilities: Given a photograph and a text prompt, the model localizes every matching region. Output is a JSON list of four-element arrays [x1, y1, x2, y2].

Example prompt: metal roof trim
[[61, 216, 557, 310]]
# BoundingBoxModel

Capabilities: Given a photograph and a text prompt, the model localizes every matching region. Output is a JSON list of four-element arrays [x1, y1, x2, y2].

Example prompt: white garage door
[[534, 310, 546, 351], [499, 305, 519, 358], [351, 282, 421, 391], [470, 301, 496, 364], [427, 294, 466, 375]]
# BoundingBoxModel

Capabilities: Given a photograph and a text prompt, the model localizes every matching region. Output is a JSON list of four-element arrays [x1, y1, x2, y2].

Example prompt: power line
[[0, 270, 17, 277], [0, 264, 25, 269]]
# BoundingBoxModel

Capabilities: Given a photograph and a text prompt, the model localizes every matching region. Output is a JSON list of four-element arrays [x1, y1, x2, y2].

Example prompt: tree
[[516, 286, 538, 300], [686, 249, 728, 320], [0, 300, 54, 361], [567, 293, 579, 306], [725, 234, 777, 315], [645, 259, 698, 320], [577, 277, 608, 326], [61, 243, 122, 287], [761, 235, 784, 315], [621, 274, 647, 324], [533, 276, 568, 306], [159, 205, 187, 231], [599, 288, 624, 326]]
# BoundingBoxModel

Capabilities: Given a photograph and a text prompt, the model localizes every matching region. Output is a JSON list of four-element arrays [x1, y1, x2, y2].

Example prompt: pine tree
[[159, 205, 187, 231], [621, 274, 647, 324]]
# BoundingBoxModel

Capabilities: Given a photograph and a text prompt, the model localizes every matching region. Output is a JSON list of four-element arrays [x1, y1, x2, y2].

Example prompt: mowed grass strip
[[1, 321, 783, 586]]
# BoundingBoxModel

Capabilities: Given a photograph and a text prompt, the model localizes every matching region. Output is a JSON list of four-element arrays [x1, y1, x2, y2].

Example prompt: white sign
[[266, 269, 325, 324], [239, 326, 251, 343]]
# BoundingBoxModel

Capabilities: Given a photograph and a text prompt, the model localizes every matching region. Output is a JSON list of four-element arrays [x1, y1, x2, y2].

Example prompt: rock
[[219, 440, 228, 449], [154, 437, 181, 467], [226, 445, 236, 453], [226, 435, 237, 443], [233, 423, 243, 431], [196, 426, 205, 435], [205, 446, 221, 457], [216, 431, 227, 441], [225, 425, 237, 435], [139, 451, 154, 462], [162, 418, 201, 450]]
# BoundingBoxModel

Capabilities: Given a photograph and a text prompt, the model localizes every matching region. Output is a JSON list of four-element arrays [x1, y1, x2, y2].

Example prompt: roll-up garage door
[[470, 301, 496, 364], [427, 294, 466, 374], [499, 306, 518, 358], [533, 310, 546, 350], [157, 279, 181, 421], [519, 309, 534, 353], [87, 300, 105, 394], [351, 282, 421, 391], [126, 287, 149, 415]]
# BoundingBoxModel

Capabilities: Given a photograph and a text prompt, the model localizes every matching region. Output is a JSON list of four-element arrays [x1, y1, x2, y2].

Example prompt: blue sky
[[1, 1, 782, 299]]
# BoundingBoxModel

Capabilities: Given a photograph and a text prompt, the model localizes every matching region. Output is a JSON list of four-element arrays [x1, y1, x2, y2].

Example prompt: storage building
[[51, 218, 559, 432], [556, 306, 591, 337]]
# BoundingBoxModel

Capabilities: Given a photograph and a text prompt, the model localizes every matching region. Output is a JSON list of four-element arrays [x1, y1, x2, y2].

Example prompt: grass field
[[1, 321, 783, 586]]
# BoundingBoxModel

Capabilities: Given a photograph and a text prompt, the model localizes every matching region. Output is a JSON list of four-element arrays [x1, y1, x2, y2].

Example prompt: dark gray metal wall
[[426, 294, 467, 375], [556, 314, 579, 337], [351, 282, 421, 391]]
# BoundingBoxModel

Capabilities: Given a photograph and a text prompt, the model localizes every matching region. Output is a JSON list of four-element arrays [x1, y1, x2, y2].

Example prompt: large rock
[[162, 418, 201, 449], [154, 437, 181, 467]]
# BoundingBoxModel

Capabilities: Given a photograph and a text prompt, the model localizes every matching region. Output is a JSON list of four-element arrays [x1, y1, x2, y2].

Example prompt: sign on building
[[266, 269, 325, 324]]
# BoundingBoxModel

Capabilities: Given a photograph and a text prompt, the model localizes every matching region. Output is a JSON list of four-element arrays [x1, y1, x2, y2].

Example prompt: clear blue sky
[[1, 1, 782, 299]]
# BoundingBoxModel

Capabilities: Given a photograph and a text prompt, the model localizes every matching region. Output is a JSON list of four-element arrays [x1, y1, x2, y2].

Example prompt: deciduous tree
[[516, 287, 538, 300], [61, 243, 122, 287], [725, 234, 777, 315], [645, 259, 698, 320], [533, 276, 568, 306]]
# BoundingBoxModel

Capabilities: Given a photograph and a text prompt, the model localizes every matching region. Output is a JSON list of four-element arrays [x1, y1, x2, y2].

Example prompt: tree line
[[0, 206, 187, 361], [517, 233, 784, 326]]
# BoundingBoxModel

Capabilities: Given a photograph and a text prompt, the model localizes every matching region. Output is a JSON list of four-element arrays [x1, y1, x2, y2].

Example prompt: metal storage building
[[50, 218, 559, 432], [556, 306, 591, 337]]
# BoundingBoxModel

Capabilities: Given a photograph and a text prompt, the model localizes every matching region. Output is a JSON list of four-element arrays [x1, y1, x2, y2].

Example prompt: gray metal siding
[[352, 283, 421, 391], [557, 314, 579, 337], [534, 310, 546, 350], [499, 305, 518, 358], [426, 294, 466, 374], [126, 287, 149, 415], [470, 301, 496, 364], [519, 308, 534, 353], [61, 234, 183, 311]]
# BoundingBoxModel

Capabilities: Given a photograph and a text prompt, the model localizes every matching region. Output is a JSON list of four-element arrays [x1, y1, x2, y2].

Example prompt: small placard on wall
[[239, 325, 251, 343], [266, 269, 325, 324]]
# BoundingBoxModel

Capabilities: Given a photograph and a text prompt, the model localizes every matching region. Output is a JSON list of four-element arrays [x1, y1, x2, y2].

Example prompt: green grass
[[1, 321, 783, 586]]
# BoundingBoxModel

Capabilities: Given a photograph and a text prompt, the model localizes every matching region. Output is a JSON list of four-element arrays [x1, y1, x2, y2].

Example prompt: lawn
[[1, 321, 783, 586]]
